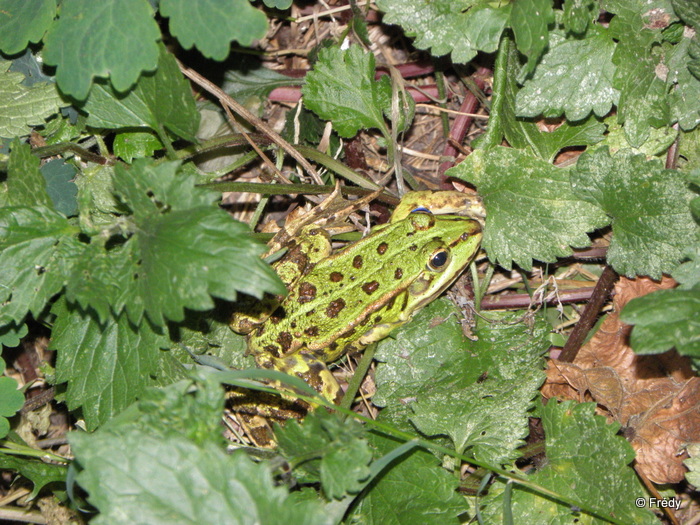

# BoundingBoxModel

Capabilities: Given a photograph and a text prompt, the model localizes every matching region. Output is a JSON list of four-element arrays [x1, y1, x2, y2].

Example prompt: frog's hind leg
[[259, 350, 342, 404]]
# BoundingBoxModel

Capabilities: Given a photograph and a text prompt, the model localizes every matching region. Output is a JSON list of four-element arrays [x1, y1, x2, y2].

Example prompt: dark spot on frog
[[409, 244, 417, 251], [263, 344, 282, 358], [277, 332, 293, 352], [352, 255, 363, 268], [297, 282, 317, 304], [377, 242, 388, 255], [362, 281, 379, 294], [374, 315, 382, 323], [305, 308, 316, 317], [326, 298, 346, 318], [394, 268, 403, 279], [330, 271, 344, 282], [304, 326, 319, 337]]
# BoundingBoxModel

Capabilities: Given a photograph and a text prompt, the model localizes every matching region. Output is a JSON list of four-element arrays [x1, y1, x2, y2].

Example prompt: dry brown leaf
[[543, 276, 700, 483]]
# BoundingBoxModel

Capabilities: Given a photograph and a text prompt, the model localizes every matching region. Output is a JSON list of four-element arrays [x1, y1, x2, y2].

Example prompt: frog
[[231, 191, 483, 404]]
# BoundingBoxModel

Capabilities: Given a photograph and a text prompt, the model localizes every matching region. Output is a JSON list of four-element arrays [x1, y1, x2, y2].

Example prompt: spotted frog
[[231, 191, 483, 403]]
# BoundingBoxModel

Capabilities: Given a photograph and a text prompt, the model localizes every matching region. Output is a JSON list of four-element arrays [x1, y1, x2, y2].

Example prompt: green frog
[[231, 191, 483, 403]]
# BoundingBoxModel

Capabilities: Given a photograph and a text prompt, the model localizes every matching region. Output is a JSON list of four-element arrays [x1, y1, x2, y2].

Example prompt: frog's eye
[[428, 249, 450, 271], [410, 206, 432, 214]]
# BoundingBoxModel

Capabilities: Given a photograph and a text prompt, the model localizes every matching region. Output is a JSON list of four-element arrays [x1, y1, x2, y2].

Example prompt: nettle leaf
[[43, 0, 160, 100], [668, 33, 700, 131], [40, 159, 79, 216], [302, 45, 394, 138], [222, 58, 300, 104], [351, 431, 466, 525], [0, 206, 82, 324], [275, 409, 371, 499], [480, 401, 658, 525], [160, 0, 267, 61], [0, 356, 23, 438], [376, 0, 510, 64], [0, 322, 28, 348], [448, 147, 608, 270], [81, 44, 199, 142], [496, 38, 606, 161], [673, 242, 700, 289], [65, 160, 284, 326], [621, 288, 700, 358], [0, 60, 63, 137], [563, 0, 597, 34], [113, 131, 163, 162], [516, 27, 619, 121], [672, 0, 700, 29], [612, 34, 670, 147], [571, 147, 697, 279], [7, 139, 52, 208], [0, 0, 56, 55], [70, 430, 331, 525], [51, 298, 169, 430], [511, 0, 554, 75], [376, 300, 548, 464]]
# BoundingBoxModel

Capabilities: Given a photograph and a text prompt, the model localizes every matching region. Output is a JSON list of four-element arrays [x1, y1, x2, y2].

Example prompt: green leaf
[[672, 0, 700, 29], [160, 0, 267, 61], [516, 28, 619, 121], [113, 131, 163, 162], [51, 298, 169, 430], [684, 443, 700, 488], [621, 288, 700, 358], [668, 33, 700, 131], [0, 322, 28, 348], [0, 60, 63, 138], [70, 430, 331, 525], [7, 139, 52, 208], [65, 160, 284, 326], [81, 44, 199, 142], [262, 0, 292, 8], [376, 0, 510, 64], [511, 0, 554, 76], [563, 0, 597, 34], [479, 401, 658, 525], [0, 0, 56, 55], [275, 409, 371, 499], [673, 242, 700, 289], [612, 33, 670, 147], [0, 356, 23, 438], [42, 0, 160, 100], [302, 45, 392, 138], [375, 300, 548, 464], [571, 147, 697, 278], [0, 206, 82, 324], [0, 452, 67, 500], [222, 57, 300, 104], [351, 431, 466, 525], [448, 147, 608, 270], [40, 159, 78, 216]]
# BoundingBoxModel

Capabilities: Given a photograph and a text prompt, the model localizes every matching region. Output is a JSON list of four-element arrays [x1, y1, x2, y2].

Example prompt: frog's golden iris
[[231, 192, 483, 402]]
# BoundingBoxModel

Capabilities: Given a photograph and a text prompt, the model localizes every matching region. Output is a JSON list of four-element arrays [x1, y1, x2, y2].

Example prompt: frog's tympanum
[[231, 191, 483, 404]]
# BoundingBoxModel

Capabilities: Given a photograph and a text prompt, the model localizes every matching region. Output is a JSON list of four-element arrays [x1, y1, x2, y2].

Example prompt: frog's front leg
[[254, 349, 342, 404]]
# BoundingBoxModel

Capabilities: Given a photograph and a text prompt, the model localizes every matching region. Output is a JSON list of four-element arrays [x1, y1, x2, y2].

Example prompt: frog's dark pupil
[[430, 251, 448, 269]]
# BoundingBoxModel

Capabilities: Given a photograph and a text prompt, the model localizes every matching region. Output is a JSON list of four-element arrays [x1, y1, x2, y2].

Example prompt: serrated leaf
[[81, 44, 199, 142], [480, 401, 658, 525], [516, 28, 619, 121], [302, 45, 392, 138], [51, 299, 169, 430], [40, 158, 78, 216], [563, 0, 597, 34], [42, 0, 160, 100], [668, 34, 700, 131], [0, 60, 63, 137], [376, 0, 510, 64], [0, 206, 82, 324], [673, 0, 700, 29], [65, 160, 284, 326], [447, 147, 608, 270], [70, 430, 331, 525], [685, 443, 700, 488], [113, 131, 163, 162], [0, 452, 67, 499], [375, 300, 548, 463], [673, 242, 700, 289], [276, 409, 371, 499], [612, 34, 671, 147], [0, 357, 23, 438], [160, 0, 267, 61], [511, 0, 554, 76], [351, 431, 466, 525], [571, 147, 697, 278], [222, 57, 299, 104], [621, 288, 700, 358], [7, 139, 52, 208], [0, 0, 56, 55]]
